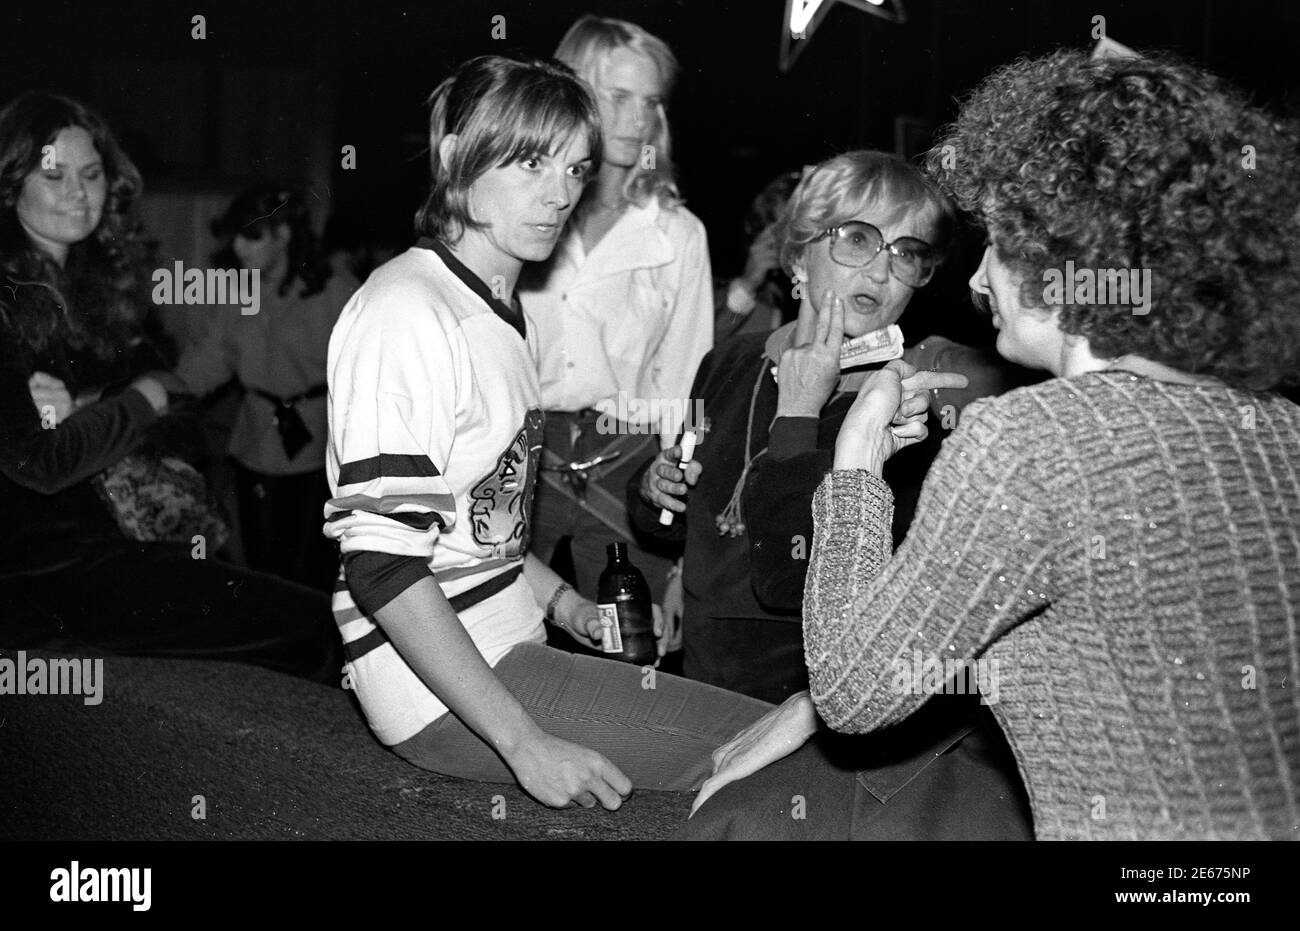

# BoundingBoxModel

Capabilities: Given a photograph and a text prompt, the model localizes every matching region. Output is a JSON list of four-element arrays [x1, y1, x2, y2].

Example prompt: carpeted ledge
[[0, 651, 693, 840]]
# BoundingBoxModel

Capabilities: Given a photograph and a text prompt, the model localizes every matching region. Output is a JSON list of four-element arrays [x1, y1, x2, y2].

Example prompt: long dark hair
[[0, 91, 153, 368], [211, 184, 332, 298]]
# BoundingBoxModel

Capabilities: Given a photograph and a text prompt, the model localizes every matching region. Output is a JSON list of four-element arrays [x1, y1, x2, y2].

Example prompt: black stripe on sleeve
[[342, 550, 434, 617], [337, 453, 441, 486], [386, 511, 446, 531], [342, 627, 390, 664], [339, 561, 525, 663]]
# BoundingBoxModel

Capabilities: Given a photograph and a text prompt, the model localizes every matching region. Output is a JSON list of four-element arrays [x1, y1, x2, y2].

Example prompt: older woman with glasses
[[633, 149, 1021, 703], [631, 150, 1032, 839]]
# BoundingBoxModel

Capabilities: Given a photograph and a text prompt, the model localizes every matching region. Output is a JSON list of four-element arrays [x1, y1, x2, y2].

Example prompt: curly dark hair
[[925, 49, 1300, 391], [0, 91, 155, 370], [211, 184, 333, 298]]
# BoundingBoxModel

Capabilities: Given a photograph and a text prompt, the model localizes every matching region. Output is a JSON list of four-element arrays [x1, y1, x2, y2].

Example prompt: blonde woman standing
[[519, 16, 713, 633]]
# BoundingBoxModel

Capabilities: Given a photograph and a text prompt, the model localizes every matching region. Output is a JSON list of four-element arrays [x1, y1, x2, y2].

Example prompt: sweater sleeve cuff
[[767, 416, 819, 460], [342, 550, 433, 617], [814, 469, 894, 542], [120, 385, 161, 426]]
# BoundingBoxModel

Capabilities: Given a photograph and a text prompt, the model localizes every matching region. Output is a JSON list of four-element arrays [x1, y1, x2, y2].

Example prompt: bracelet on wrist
[[545, 582, 573, 625]]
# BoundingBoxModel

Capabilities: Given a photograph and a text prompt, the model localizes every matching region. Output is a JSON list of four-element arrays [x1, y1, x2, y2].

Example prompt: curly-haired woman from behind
[[684, 49, 1300, 840]]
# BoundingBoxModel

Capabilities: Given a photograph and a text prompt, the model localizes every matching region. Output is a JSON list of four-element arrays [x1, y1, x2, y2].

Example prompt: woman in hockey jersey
[[324, 55, 771, 810]]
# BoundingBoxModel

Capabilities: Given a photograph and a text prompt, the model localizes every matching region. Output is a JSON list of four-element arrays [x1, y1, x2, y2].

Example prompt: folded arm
[[0, 331, 160, 494]]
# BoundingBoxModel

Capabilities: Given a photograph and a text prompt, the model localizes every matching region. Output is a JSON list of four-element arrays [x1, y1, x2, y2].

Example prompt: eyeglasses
[[812, 221, 937, 288]]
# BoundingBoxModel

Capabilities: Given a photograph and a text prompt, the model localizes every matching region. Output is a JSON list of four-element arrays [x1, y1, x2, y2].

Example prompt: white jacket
[[519, 196, 713, 446]]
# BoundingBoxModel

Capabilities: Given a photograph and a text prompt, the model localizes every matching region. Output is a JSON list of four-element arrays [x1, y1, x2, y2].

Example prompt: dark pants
[[393, 641, 772, 791], [234, 463, 338, 593], [676, 696, 1034, 840], [684, 614, 809, 704], [530, 411, 675, 603], [0, 540, 343, 685]]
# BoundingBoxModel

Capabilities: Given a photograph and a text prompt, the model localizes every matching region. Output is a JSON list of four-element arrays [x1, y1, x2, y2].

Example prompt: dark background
[[2, 0, 1297, 341]]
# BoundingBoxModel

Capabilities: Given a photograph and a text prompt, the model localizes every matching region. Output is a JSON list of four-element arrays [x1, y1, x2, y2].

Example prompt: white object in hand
[[839, 324, 905, 369], [658, 430, 698, 526]]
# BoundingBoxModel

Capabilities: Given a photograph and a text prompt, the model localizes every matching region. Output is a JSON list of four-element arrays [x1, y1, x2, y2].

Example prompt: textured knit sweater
[[805, 372, 1300, 840]]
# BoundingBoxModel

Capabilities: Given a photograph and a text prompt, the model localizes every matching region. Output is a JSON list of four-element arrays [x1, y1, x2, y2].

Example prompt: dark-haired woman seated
[[684, 49, 1300, 840], [0, 92, 341, 683], [176, 185, 358, 592]]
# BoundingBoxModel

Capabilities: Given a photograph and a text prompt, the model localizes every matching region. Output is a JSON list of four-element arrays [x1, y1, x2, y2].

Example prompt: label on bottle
[[596, 603, 623, 653]]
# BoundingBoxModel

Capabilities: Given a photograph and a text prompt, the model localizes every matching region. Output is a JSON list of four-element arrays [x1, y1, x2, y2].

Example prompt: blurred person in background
[[176, 185, 359, 592], [0, 92, 340, 683], [713, 169, 801, 343]]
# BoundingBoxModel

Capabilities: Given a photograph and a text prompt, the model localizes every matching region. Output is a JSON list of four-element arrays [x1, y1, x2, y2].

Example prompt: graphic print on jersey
[[469, 408, 545, 557]]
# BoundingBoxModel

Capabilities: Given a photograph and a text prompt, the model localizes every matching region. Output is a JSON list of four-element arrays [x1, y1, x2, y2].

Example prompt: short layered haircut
[[415, 55, 601, 244], [776, 149, 957, 275]]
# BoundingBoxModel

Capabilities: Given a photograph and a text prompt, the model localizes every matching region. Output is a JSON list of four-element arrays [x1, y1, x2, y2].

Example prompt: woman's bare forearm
[[370, 575, 541, 760], [522, 552, 566, 612], [522, 552, 591, 640]]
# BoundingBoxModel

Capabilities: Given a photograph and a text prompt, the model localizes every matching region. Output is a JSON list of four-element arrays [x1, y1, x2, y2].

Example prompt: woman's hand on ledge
[[690, 689, 820, 817], [507, 728, 633, 811]]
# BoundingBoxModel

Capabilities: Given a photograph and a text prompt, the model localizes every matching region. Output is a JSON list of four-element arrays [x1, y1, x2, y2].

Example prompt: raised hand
[[834, 359, 969, 473], [776, 290, 845, 418]]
